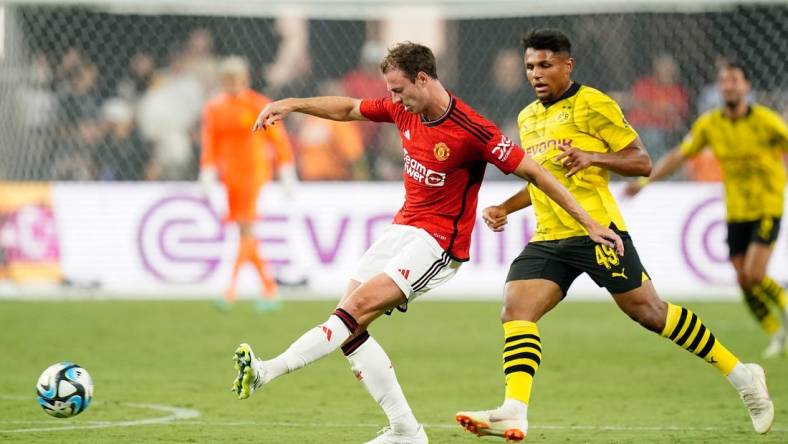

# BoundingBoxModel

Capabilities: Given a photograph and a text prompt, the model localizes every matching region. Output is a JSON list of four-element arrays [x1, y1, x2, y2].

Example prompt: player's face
[[718, 67, 749, 107], [221, 72, 248, 95], [524, 48, 573, 101], [384, 69, 428, 114]]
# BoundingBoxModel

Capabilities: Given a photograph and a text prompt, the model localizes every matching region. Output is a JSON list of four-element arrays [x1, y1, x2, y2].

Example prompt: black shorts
[[727, 217, 782, 257], [506, 230, 650, 296]]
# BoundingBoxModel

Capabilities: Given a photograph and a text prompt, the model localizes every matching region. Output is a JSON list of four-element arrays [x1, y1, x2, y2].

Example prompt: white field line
[[0, 396, 199, 434]]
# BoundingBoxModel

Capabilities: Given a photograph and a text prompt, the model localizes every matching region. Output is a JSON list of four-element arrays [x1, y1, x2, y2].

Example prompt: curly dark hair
[[521, 28, 572, 55], [379, 42, 438, 82]]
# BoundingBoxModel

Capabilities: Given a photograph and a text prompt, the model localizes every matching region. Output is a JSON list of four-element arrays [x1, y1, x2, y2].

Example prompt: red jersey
[[360, 94, 524, 261]]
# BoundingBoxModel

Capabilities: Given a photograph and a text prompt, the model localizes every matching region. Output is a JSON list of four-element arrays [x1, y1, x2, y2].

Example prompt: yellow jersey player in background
[[456, 29, 774, 441], [626, 62, 788, 358]]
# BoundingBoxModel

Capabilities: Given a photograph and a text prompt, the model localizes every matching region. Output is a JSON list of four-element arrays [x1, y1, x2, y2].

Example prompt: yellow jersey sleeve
[[581, 93, 638, 152], [679, 113, 712, 157], [761, 107, 788, 151]]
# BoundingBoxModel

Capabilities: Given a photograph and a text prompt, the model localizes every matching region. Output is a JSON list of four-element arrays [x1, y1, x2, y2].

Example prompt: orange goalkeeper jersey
[[201, 89, 294, 187]]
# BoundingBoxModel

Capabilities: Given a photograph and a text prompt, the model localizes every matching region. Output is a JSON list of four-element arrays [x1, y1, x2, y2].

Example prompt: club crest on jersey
[[433, 142, 450, 161], [555, 110, 570, 122]]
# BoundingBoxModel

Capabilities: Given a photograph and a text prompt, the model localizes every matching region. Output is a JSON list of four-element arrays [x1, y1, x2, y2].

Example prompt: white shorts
[[352, 224, 462, 309]]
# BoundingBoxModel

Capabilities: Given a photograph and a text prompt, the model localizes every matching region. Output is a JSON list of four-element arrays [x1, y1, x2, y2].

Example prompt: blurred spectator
[[116, 51, 156, 103], [53, 47, 84, 91], [95, 98, 149, 181], [264, 16, 313, 98], [479, 48, 531, 137], [372, 125, 405, 181], [137, 47, 203, 180], [341, 40, 388, 176], [626, 54, 690, 159], [182, 28, 220, 96], [58, 62, 101, 126], [51, 117, 104, 181], [686, 149, 723, 182], [296, 80, 366, 181], [18, 51, 57, 130]]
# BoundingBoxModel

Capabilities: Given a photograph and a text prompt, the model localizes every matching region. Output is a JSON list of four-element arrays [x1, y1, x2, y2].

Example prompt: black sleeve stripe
[[448, 115, 489, 145], [452, 107, 493, 139]]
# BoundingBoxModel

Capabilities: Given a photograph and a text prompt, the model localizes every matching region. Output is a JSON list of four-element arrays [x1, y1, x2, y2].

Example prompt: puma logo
[[611, 268, 627, 279]]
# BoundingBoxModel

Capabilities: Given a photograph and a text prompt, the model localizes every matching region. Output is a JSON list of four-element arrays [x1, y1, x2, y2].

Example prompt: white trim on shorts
[[352, 224, 462, 304]]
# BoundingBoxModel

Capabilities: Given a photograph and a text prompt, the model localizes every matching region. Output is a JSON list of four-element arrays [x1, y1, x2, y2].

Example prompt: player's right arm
[[624, 114, 710, 197], [199, 103, 219, 194], [254, 96, 367, 131], [482, 185, 531, 232]]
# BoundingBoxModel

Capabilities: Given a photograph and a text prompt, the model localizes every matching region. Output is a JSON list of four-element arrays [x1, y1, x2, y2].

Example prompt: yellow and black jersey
[[680, 104, 787, 221], [518, 83, 638, 241]]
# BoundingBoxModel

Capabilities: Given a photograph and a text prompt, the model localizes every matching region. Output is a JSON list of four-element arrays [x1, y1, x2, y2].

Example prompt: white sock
[[262, 313, 354, 383], [346, 336, 419, 435], [495, 399, 528, 418], [727, 362, 754, 391]]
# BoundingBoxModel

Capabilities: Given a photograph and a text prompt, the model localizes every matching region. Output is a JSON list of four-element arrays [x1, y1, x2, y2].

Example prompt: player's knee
[[739, 270, 764, 291], [500, 298, 538, 323]]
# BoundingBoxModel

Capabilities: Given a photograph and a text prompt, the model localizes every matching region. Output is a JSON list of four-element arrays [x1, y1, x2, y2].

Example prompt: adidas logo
[[398, 268, 410, 279], [321, 326, 333, 342], [404, 130, 411, 140]]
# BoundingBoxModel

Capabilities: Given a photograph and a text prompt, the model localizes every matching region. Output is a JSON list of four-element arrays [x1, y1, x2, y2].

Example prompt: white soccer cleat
[[231, 343, 266, 400], [456, 410, 527, 442], [737, 363, 774, 434], [364, 424, 428, 444], [762, 328, 787, 359]]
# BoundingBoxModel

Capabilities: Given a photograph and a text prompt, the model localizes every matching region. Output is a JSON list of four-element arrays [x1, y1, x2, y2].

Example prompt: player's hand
[[253, 100, 292, 131], [623, 180, 645, 198], [482, 205, 508, 232], [588, 223, 625, 256], [554, 144, 596, 177]]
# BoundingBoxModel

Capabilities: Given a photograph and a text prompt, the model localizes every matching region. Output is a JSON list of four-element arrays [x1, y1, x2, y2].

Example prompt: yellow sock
[[756, 277, 787, 310], [503, 321, 541, 404], [661, 303, 739, 375], [744, 288, 780, 334]]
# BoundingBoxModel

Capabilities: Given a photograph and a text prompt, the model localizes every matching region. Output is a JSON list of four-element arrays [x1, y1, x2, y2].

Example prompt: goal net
[[0, 0, 786, 182]]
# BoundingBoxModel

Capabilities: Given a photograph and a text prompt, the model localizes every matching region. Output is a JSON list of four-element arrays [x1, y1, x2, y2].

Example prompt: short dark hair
[[722, 61, 749, 81], [521, 29, 572, 55], [380, 42, 438, 82]]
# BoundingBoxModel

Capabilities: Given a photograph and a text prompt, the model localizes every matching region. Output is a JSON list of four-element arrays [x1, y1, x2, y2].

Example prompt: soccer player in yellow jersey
[[456, 29, 774, 441], [626, 62, 788, 358]]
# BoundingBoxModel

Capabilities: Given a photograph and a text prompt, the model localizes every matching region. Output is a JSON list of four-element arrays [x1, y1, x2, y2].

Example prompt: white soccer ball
[[36, 362, 94, 418]]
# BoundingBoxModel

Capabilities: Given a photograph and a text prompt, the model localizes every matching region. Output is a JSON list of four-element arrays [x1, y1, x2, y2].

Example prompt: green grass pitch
[[1, 299, 786, 443]]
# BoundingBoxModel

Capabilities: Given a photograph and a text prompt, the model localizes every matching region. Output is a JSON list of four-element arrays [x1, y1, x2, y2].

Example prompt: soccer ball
[[36, 362, 94, 418]]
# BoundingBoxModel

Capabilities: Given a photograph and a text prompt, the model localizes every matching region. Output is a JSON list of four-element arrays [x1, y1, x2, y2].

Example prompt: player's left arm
[[513, 156, 623, 255], [555, 93, 652, 177], [556, 138, 653, 178]]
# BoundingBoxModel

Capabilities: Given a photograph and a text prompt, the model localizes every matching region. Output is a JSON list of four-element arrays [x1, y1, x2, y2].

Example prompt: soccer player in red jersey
[[230, 42, 622, 443]]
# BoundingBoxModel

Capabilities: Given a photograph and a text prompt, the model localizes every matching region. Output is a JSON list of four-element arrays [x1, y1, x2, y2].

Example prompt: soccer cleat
[[761, 328, 786, 359], [254, 298, 282, 313], [364, 424, 428, 444], [456, 410, 527, 442], [231, 343, 265, 400], [737, 363, 774, 434]]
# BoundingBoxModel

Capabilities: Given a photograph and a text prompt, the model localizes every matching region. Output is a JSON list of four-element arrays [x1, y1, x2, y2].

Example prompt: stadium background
[[0, 0, 785, 299], [0, 2, 787, 442]]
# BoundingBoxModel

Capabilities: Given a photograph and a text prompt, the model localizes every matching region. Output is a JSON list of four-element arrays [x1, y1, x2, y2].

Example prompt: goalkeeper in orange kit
[[200, 56, 297, 312]]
